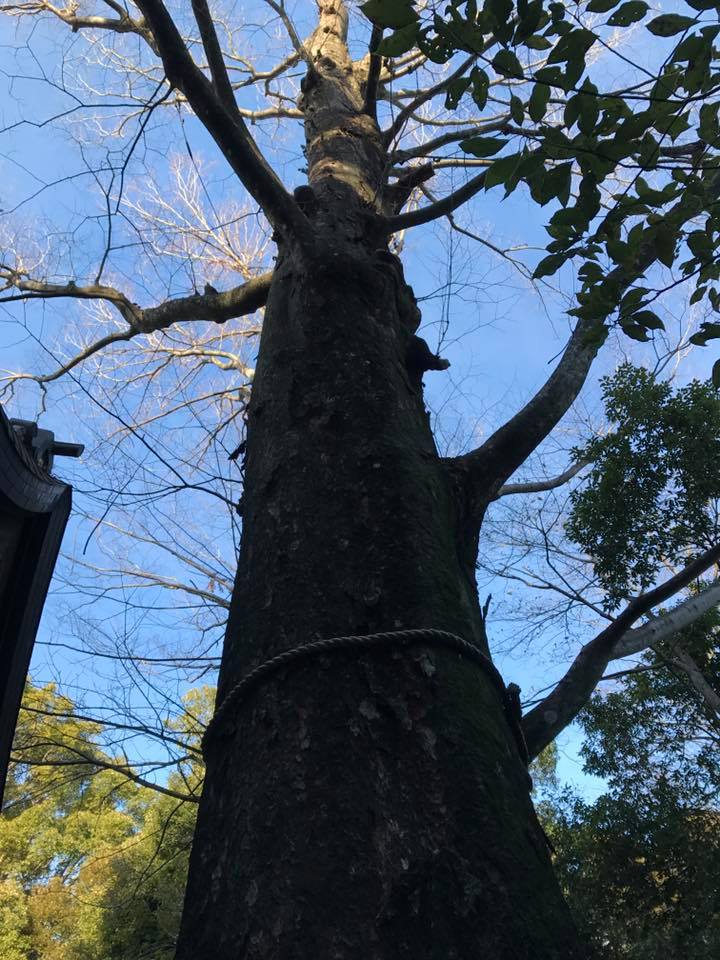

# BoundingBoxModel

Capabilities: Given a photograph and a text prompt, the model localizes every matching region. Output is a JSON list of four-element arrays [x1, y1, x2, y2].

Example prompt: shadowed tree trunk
[[171, 3, 589, 956]]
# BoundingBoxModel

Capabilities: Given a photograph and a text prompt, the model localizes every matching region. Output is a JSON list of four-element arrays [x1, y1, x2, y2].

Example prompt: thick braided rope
[[202, 628, 530, 765]]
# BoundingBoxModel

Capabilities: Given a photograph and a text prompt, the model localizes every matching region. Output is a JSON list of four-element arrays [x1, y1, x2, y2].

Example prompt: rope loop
[[201, 628, 529, 765]]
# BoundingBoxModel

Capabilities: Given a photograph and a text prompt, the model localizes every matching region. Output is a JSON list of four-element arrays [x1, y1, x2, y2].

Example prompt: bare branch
[[522, 542, 720, 760], [12, 744, 200, 802], [20, 703, 203, 757], [133, 0, 310, 238], [0, 271, 272, 384], [391, 121, 510, 164], [0, 0, 155, 45], [495, 459, 589, 500], [384, 167, 488, 232], [383, 54, 476, 146], [261, 0, 312, 66]]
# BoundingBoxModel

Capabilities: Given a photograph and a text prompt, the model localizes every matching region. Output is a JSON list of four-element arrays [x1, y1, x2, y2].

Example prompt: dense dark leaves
[[550, 790, 720, 958], [566, 364, 720, 606], [363, 0, 720, 347], [543, 612, 720, 957]]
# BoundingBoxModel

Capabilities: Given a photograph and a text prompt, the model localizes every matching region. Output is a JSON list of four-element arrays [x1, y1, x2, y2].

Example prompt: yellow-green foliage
[[0, 683, 211, 959]]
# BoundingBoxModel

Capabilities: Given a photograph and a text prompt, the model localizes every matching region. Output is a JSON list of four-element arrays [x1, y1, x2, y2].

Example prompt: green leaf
[[631, 310, 664, 331], [550, 206, 587, 230], [484, 151, 524, 190], [534, 65, 566, 87], [607, 1, 648, 26], [579, 261, 605, 283], [516, 149, 546, 182], [671, 33, 705, 63], [653, 225, 677, 267], [543, 162, 573, 206], [713, 359, 720, 389], [470, 67, 490, 109], [565, 95, 581, 130], [690, 322, 720, 345], [621, 322, 651, 341], [620, 286, 649, 313], [533, 252, 569, 278], [376, 22, 420, 56], [460, 136, 508, 157], [547, 28, 597, 65], [524, 35, 552, 49], [587, 0, 619, 10], [418, 31, 454, 64], [361, 0, 418, 29], [444, 76, 471, 109], [492, 48, 525, 78], [510, 95, 525, 124], [646, 14, 696, 37], [486, 0, 514, 25], [578, 96, 600, 135], [528, 82, 551, 121], [699, 103, 719, 143], [514, 0, 544, 43], [687, 230, 713, 259]]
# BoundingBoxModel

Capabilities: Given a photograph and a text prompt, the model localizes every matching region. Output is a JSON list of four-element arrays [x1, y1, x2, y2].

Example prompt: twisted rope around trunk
[[202, 629, 530, 766]]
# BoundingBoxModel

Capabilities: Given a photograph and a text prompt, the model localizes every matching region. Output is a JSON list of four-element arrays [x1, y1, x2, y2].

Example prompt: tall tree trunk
[[175, 5, 587, 956]]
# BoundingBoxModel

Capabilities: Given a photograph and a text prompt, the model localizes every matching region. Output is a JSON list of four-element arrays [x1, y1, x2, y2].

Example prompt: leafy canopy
[[545, 608, 720, 957], [566, 363, 720, 606], [0, 683, 206, 960], [364, 0, 720, 359]]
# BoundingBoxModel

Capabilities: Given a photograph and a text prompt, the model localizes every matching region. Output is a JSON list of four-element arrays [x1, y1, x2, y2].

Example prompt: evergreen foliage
[[0, 684, 205, 960]]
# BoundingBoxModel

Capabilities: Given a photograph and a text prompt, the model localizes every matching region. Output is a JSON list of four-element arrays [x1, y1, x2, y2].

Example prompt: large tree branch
[[0, 271, 272, 383], [133, 0, 309, 238], [613, 580, 720, 658], [456, 314, 600, 502], [191, 0, 238, 114], [363, 24, 383, 119], [522, 543, 720, 760], [670, 643, 720, 725], [450, 239, 661, 521]]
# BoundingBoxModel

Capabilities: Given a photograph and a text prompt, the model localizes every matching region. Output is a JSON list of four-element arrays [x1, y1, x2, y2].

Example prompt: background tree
[[0, 0, 719, 955], [0, 682, 206, 960], [545, 607, 720, 957], [481, 363, 720, 753]]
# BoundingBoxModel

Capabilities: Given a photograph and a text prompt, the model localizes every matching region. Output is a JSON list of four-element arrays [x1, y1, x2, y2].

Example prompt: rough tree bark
[[170, 3, 589, 957]]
